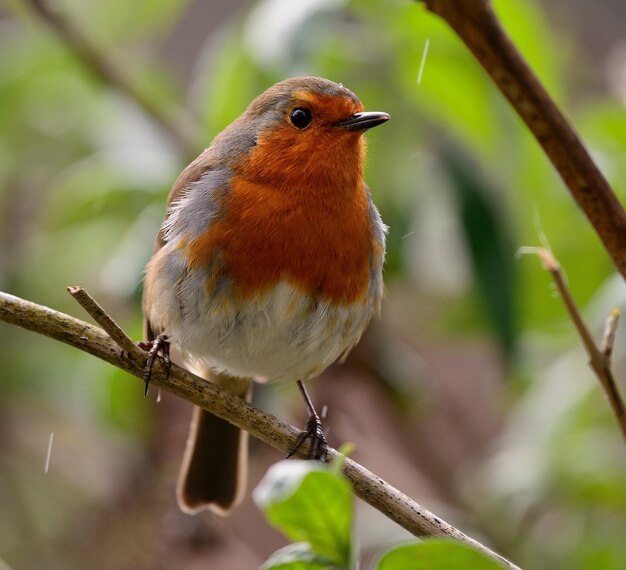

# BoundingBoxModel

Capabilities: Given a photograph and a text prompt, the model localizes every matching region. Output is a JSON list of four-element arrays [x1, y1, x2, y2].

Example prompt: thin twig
[[521, 247, 626, 443], [67, 285, 137, 354], [21, 0, 198, 158], [418, 0, 626, 281], [0, 290, 521, 569]]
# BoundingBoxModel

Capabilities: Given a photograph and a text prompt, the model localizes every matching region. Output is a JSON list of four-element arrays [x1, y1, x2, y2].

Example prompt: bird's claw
[[138, 335, 170, 397], [287, 413, 329, 461]]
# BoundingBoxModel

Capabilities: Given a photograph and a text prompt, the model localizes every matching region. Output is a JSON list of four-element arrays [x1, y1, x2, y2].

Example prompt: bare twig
[[67, 285, 137, 354], [21, 0, 198, 158], [418, 0, 626, 281], [520, 248, 626, 443], [0, 290, 521, 569]]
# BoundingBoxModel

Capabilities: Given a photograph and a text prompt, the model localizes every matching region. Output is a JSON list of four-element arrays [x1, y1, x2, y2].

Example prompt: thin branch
[[418, 0, 626, 281], [521, 248, 626, 443], [21, 0, 198, 158], [67, 285, 137, 354], [0, 290, 521, 569]]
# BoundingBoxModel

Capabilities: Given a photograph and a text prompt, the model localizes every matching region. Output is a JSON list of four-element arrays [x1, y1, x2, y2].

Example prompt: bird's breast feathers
[[144, 169, 385, 381]]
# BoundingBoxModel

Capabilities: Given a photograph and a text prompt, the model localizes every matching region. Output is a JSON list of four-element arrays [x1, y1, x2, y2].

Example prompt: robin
[[142, 76, 388, 515]]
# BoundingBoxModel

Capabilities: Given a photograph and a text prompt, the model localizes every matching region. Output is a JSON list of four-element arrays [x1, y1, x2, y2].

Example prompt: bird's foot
[[287, 379, 329, 460], [137, 334, 170, 397], [287, 412, 329, 461]]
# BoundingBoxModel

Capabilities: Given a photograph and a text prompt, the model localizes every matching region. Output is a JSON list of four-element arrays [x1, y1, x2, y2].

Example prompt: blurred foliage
[[1, 0, 626, 568]]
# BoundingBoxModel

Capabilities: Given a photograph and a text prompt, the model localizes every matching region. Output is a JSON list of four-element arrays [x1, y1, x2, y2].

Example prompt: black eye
[[289, 107, 312, 129]]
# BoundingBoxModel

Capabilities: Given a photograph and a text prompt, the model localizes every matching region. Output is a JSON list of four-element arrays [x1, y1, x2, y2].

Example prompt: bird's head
[[223, 77, 389, 189]]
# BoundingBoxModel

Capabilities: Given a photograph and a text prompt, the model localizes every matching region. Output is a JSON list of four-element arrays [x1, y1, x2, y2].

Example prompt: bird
[[141, 76, 388, 515]]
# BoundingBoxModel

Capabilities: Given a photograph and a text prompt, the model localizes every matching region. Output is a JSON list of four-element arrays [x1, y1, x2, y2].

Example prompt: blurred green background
[[1, 0, 625, 568]]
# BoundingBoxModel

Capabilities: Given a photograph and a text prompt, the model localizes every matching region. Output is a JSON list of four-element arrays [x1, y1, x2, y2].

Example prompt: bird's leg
[[287, 380, 329, 461], [137, 334, 170, 397]]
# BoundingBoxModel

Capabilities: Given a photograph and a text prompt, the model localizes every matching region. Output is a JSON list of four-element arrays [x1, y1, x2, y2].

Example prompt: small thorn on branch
[[601, 308, 620, 360], [517, 246, 558, 271]]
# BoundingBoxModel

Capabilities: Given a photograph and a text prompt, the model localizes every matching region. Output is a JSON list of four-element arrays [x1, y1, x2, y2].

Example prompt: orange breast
[[185, 175, 373, 305]]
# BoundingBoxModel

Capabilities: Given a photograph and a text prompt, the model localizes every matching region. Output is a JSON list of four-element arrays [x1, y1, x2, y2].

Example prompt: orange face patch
[[230, 92, 367, 189]]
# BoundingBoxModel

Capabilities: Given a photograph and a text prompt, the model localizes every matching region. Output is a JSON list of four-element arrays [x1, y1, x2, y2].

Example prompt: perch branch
[[521, 248, 626, 443], [21, 0, 198, 157], [0, 290, 521, 569], [418, 0, 626, 281]]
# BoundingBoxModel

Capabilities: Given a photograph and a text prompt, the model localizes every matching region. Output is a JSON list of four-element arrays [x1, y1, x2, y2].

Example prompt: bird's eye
[[289, 107, 312, 129]]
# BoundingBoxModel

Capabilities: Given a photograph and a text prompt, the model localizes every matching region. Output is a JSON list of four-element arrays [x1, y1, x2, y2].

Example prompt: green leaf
[[261, 542, 336, 570], [376, 540, 507, 570], [254, 461, 353, 569]]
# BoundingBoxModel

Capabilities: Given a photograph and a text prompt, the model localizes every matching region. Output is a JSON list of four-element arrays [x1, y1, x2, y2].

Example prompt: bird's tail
[[176, 370, 252, 515]]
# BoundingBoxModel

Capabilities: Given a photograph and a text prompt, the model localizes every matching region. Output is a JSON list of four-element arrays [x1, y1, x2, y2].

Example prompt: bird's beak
[[335, 112, 390, 131]]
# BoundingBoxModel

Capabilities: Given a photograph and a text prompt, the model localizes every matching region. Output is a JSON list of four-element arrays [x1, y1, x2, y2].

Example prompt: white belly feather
[[145, 246, 377, 383]]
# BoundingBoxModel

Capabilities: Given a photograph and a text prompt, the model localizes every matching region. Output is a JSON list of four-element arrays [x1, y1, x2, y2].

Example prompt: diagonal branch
[[418, 0, 626, 281], [0, 290, 521, 569], [21, 0, 198, 158]]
